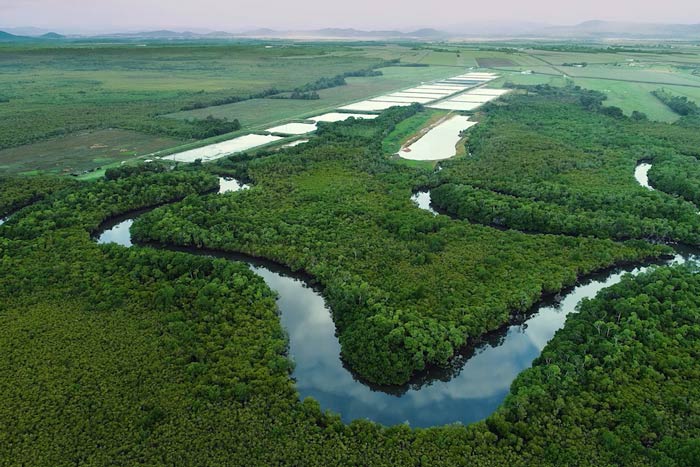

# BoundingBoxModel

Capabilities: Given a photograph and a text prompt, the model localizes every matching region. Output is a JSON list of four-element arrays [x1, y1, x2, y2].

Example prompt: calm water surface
[[634, 163, 654, 190], [94, 178, 694, 427]]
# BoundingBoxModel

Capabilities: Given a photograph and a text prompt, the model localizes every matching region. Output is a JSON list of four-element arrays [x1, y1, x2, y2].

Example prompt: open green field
[[164, 65, 457, 127], [5, 40, 700, 177], [0, 43, 389, 151], [0, 43, 419, 174], [476, 46, 700, 122], [406, 47, 544, 68], [560, 63, 700, 86], [570, 78, 680, 121], [0, 129, 182, 175]]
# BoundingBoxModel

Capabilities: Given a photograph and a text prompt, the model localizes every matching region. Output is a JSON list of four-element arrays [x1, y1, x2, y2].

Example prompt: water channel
[[94, 177, 695, 427]]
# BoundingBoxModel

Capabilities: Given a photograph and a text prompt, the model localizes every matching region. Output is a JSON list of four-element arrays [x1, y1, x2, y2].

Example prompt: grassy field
[[0, 43, 428, 174], [165, 65, 458, 128], [479, 46, 700, 122], [406, 47, 544, 68], [0, 129, 182, 175], [5, 40, 700, 176], [570, 78, 680, 121], [0, 43, 387, 151], [489, 72, 696, 122]]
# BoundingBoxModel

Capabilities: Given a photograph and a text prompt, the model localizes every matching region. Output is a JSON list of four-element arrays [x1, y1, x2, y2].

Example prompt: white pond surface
[[401, 88, 454, 96], [428, 101, 482, 111], [162, 134, 283, 163], [266, 122, 318, 135], [340, 101, 411, 112], [417, 85, 468, 92], [400, 115, 477, 161], [456, 73, 498, 80], [447, 78, 490, 84], [635, 163, 654, 190], [450, 94, 497, 103], [468, 88, 510, 96], [389, 92, 447, 99], [372, 96, 435, 104], [309, 112, 377, 123]]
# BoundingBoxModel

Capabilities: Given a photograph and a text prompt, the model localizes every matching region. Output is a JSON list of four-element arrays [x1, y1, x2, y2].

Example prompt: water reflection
[[634, 163, 653, 190], [93, 181, 697, 427], [97, 218, 134, 246], [410, 191, 438, 216], [219, 177, 249, 194]]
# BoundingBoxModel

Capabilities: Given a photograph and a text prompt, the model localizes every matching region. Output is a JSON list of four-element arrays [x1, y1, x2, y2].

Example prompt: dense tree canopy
[[131, 105, 665, 385], [0, 85, 698, 466], [431, 85, 700, 244], [0, 175, 78, 217]]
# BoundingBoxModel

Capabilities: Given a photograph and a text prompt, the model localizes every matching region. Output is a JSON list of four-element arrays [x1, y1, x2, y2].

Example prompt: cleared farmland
[[165, 65, 458, 128], [0, 129, 182, 175]]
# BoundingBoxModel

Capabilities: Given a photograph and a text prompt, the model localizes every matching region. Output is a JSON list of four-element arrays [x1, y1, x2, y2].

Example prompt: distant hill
[[41, 32, 65, 39], [236, 27, 449, 39], [537, 20, 700, 39], [86, 27, 449, 41], [0, 30, 29, 42], [6, 21, 700, 41], [0, 30, 67, 42], [0, 26, 51, 36], [99, 30, 204, 39]]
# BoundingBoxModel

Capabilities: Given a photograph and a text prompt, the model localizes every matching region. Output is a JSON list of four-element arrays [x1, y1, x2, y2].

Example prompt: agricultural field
[[0, 129, 182, 175], [7, 40, 700, 175], [0, 42, 416, 173], [568, 78, 681, 121], [165, 65, 457, 126]]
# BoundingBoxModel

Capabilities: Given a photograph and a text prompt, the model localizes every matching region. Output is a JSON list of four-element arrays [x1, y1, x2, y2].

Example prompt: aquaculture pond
[[94, 178, 694, 427]]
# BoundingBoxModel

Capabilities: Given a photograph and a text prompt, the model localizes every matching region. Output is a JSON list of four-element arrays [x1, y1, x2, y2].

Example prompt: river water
[[94, 178, 694, 427], [634, 163, 654, 190]]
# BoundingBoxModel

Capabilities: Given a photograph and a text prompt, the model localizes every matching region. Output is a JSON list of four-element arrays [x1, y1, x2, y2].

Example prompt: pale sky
[[1, 0, 699, 33]]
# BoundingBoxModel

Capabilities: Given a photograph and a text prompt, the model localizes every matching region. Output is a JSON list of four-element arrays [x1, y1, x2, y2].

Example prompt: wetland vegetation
[[1, 38, 700, 466]]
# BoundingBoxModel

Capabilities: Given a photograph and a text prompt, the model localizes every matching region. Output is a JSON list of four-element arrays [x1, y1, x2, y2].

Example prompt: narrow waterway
[[219, 177, 249, 194], [410, 190, 438, 216], [635, 162, 654, 190], [93, 178, 694, 427]]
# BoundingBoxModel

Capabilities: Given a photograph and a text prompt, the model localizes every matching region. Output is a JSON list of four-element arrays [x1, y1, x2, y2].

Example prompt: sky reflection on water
[[94, 179, 694, 427]]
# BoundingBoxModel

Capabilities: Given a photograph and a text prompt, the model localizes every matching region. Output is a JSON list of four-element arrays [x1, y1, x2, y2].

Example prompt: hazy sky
[[2, 0, 699, 32]]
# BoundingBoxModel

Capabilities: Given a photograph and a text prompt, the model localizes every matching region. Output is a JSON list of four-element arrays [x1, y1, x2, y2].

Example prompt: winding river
[[94, 178, 695, 427]]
